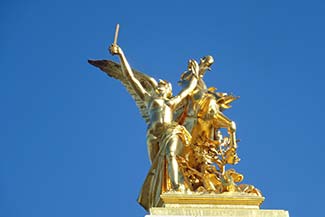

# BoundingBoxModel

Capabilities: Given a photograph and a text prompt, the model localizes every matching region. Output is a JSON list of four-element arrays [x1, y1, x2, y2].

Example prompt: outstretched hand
[[188, 59, 199, 77], [109, 44, 122, 56]]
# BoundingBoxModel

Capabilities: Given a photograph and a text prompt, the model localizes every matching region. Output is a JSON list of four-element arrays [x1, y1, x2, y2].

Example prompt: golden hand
[[109, 44, 122, 56], [188, 59, 199, 77]]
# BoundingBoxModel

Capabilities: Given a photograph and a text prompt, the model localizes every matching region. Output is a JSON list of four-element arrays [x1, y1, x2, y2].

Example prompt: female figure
[[109, 44, 199, 210]]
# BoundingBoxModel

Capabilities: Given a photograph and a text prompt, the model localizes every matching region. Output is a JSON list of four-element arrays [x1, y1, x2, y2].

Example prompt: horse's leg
[[215, 112, 238, 149]]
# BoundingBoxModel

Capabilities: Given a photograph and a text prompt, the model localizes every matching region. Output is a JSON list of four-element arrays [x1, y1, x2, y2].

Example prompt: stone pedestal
[[146, 192, 289, 217]]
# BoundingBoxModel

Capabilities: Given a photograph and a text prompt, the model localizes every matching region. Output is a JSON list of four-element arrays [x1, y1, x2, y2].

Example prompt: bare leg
[[166, 136, 184, 191]]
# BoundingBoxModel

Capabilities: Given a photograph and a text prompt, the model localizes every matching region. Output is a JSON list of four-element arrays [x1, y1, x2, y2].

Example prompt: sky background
[[1, 0, 325, 217]]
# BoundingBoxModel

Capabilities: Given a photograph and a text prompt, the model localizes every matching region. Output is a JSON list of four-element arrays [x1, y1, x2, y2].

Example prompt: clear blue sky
[[1, 1, 324, 217]]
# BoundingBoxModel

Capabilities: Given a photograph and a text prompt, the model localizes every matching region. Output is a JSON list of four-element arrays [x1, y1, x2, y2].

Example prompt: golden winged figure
[[88, 25, 262, 211]]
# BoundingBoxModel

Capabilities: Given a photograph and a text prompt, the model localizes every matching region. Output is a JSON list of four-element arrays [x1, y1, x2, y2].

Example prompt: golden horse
[[177, 89, 241, 192]]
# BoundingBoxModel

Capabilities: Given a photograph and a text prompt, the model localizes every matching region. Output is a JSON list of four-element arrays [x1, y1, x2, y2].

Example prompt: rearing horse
[[179, 89, 240, 172]]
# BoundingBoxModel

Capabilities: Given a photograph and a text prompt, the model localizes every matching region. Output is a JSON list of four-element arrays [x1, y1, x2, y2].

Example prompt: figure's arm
[[109, 44, 150, 100], [170, 60, 199, 106]]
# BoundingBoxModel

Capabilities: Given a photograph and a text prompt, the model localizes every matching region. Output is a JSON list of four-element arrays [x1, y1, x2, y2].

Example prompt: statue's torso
[[147, 97, 173, 136]]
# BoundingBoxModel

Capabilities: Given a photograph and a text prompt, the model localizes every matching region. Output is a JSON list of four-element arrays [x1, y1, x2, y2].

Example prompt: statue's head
[[199, 55, 214, 74], [156, 79, 172, 98]]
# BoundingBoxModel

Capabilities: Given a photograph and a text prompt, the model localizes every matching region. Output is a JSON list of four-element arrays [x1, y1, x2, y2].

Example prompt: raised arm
[[169, 59, 199, 106], [109, 44, 150, 101]]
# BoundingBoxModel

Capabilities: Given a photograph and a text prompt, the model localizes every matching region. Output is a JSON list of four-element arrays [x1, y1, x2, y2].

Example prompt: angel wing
[[88, 59, 157, 124]]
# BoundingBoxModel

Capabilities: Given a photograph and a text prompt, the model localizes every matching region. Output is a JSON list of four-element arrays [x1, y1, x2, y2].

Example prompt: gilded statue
[[88, 25, 262, 211]]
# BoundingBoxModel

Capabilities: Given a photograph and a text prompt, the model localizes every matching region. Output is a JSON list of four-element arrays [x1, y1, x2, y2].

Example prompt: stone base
[[146, 192, 289, 217], [147, 208, 289, 217]]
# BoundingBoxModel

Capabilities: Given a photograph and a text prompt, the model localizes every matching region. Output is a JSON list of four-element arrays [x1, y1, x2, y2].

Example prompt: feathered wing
[[88, 59, 157, 124]]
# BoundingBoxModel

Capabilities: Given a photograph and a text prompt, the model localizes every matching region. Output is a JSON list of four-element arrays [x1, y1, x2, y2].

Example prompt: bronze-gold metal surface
[[88, 24, 262, 212]]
